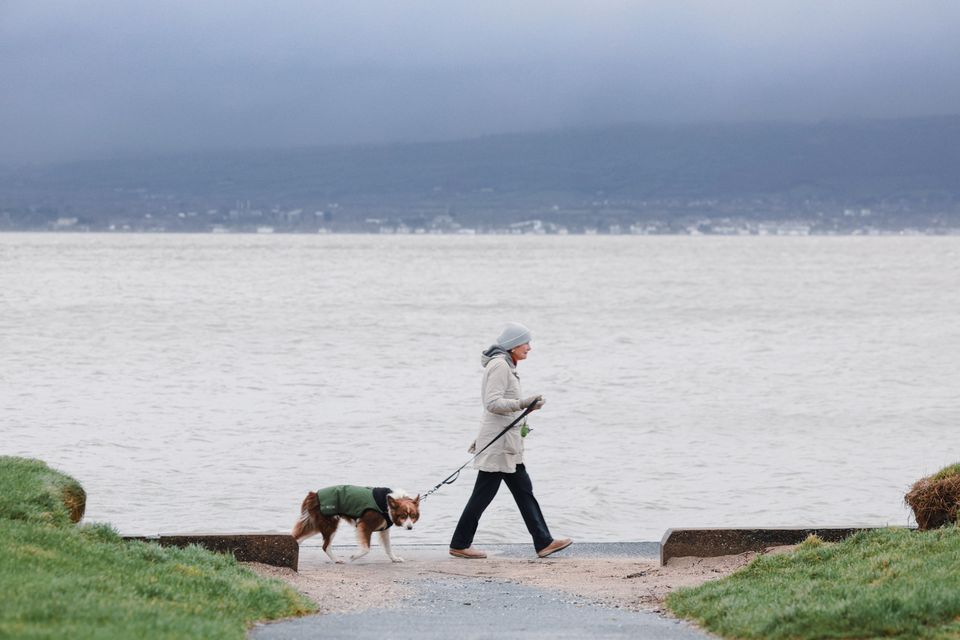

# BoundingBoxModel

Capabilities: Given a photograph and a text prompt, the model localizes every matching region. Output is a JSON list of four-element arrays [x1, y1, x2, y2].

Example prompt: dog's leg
[[379, 528, 404, 563], [350, 522, 372, 562], [322, 523, 343, 564]]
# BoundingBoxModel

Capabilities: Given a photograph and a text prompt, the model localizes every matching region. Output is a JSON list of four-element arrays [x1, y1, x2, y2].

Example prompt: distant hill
[[2, 116, 959, 230]]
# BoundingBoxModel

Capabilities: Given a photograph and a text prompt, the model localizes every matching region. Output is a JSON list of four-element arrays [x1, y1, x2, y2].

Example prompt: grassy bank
[[0, 456, 315, 639], [668, 527, 960, 639]]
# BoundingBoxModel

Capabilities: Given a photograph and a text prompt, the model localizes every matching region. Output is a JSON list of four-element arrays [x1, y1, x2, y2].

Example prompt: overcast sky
[[2, 0, 959, 163]]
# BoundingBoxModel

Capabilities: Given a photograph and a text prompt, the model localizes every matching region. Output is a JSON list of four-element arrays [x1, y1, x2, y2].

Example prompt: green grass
[[931, 463, 960, 482], [0, 457, 315, 639], [0, 456, 87, 526], [667, 527, 960, 639]]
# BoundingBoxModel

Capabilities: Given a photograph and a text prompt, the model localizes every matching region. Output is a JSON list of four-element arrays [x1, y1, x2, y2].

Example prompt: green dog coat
[[315, 485, 393, 528]]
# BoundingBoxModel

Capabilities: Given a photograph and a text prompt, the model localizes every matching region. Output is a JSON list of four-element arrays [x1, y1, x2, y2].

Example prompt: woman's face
[[511, 342, 532, 362]]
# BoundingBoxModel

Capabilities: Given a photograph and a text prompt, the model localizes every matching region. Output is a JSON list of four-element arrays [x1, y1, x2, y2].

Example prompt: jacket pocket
[[501, 430, 522, 455]]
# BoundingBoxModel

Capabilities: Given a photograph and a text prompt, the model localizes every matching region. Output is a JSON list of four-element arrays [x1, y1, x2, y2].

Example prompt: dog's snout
[[405, 523, 413, 530]]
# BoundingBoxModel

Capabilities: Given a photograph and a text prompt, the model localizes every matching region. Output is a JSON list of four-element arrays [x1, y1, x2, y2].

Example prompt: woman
[[449, 322, 572, 559]]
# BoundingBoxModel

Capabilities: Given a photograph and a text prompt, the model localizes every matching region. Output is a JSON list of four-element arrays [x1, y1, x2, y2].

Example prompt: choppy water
[[2, 233, 959, 544]]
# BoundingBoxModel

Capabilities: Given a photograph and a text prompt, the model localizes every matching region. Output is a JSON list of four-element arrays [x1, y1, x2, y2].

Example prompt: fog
[[2, 0, 959, 163]]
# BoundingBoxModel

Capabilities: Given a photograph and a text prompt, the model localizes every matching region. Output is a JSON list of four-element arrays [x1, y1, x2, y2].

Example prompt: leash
[[420, 398, 540, 502]]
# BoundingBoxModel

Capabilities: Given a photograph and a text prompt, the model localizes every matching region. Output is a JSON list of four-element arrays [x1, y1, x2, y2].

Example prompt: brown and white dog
[[291, 485, 420, 563]]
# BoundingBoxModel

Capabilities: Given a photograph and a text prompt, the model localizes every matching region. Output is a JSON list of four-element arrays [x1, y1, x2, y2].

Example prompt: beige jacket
[[470, 350, 527, 473]]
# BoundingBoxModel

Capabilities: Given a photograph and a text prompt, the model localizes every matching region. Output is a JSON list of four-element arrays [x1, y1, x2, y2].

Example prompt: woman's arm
[[483, 361, 525, 415]]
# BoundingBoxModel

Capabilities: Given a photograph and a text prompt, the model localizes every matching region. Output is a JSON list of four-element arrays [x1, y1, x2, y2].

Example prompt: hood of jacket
[[480, 345, 515, 368]]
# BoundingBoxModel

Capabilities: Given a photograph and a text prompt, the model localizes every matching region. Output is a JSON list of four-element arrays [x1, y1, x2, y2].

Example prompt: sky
[[2, 0, 959, 163]]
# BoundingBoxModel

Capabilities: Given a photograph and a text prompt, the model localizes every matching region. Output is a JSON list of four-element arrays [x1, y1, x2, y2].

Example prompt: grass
[[906, 463, 960, 530], [0, 456, 315, 639], [667, 527, 960, 639], [0, 456, 87, 526], [931, 463, 960, 482]]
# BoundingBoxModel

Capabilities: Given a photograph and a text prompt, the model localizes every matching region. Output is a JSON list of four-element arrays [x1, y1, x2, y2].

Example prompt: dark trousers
[[450, 463, 553, 552]]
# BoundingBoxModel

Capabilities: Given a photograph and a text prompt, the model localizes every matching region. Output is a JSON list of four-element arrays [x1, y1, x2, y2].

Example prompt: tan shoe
[[537, 538, 573, 558], [449, 547, 487, 559]]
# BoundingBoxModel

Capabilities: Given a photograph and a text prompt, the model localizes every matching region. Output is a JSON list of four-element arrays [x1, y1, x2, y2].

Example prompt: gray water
[[2, 234, 958, 544]]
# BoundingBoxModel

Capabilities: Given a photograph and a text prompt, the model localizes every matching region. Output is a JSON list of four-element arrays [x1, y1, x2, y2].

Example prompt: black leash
[[420, 399, 540, 501]]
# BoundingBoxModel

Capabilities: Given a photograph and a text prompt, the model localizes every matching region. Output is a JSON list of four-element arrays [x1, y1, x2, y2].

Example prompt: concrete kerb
[[122, 534, 299, 570], [659, 525, 915, 565], [119, 537, 662, 569], [119, 527, 914, 571]]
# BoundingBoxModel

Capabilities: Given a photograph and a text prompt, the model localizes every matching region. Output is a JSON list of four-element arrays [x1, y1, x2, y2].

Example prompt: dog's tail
[[291, 491, 320, 542]]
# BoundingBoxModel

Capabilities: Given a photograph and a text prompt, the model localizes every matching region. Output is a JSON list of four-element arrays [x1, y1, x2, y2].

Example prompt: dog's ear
[[413, 494, 420, 506], [387, 496, 398, 509]]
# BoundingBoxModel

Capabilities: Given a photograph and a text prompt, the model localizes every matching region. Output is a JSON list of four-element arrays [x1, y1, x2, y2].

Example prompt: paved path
[[250, 543, 713, 640]]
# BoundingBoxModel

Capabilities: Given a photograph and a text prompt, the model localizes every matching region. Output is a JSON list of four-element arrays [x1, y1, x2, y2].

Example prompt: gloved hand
[[522, 395, 546, 410]]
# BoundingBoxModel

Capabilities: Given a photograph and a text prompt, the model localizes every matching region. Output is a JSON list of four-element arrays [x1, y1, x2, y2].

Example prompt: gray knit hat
[[496, 322, 532, 350]]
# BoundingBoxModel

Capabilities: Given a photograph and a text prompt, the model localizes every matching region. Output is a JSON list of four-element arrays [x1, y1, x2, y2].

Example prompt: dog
[[291, 485, 420, 563]]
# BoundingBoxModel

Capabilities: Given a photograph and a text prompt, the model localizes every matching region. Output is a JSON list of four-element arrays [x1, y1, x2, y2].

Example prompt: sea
[[2, 233, 958, 545]]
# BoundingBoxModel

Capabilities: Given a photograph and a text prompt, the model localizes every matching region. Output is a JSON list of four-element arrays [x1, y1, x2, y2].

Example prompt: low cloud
[[2, 0, 959, 163]]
